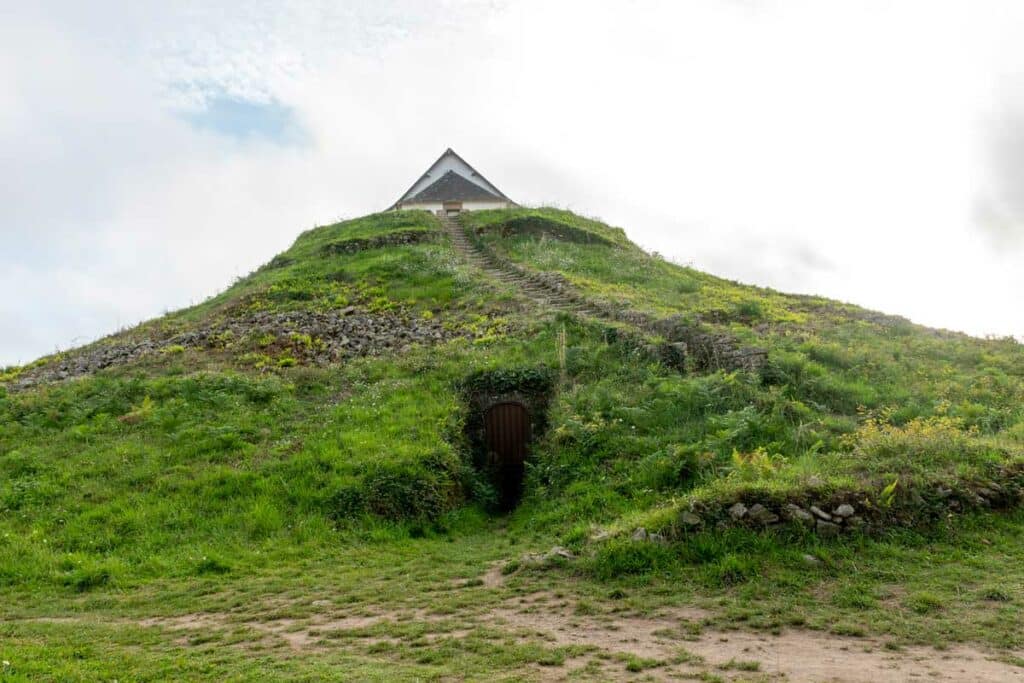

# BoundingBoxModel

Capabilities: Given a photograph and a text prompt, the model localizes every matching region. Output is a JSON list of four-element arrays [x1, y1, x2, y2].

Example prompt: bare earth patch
[[489, 596, 1024, 682], [481, 560, 508, 588], [14, 596, 1024, 681]]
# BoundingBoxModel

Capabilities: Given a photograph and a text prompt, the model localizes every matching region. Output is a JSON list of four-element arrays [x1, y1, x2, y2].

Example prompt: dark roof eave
[[391, 199, 519, 209]]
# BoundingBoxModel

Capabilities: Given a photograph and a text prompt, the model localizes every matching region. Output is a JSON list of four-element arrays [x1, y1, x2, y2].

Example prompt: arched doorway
[[483, 401, 531, 510]]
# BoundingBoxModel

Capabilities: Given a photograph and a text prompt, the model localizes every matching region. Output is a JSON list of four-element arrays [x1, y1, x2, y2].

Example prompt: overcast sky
[[2, 1, 1023, 366]]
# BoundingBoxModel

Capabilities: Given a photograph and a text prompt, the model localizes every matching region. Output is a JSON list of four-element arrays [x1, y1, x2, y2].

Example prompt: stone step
[[442, 215, 612, 321]]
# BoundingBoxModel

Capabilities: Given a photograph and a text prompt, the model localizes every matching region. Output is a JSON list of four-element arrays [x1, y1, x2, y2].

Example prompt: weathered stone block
[[728, 502, 748, 520]]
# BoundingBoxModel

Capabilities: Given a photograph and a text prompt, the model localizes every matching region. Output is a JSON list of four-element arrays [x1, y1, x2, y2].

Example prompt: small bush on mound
[[60, 561, 113, 592], [979, 586, 1013, 602], [458, 366, 557, 397], [633, 446, 709, 491], [195, 555, 231, 576], [766, 351, 879, 413], [705, 553, 758, 587], [906, 591, 945, 614], [832, 584, 879, 609], [847, 415, 994, 477], [1008, 420, 1024, 444], [331, 457, 462, 522], [590, 538, 678, 579], [734, 300, 764, 321]]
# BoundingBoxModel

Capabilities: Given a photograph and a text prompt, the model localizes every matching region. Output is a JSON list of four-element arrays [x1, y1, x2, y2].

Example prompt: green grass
[[2, 207, 1024, 678]]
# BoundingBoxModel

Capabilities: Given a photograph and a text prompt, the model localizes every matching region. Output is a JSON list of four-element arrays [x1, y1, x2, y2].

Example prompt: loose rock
[[631, 527, 648, 542], [809, 505, 833, 522], [748, 504, 780, 525], [784, 503, 815, 526], [546, 546, 575, 560], [680, 512, 702, 528], [833, 503, 855, 518], [728, 502, 748, 520], [977, 488, 997, 502]]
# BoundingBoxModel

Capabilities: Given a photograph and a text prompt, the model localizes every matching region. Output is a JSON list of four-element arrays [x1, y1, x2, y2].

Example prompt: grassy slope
[[465, 208, 1024, 525], [2, 207, 1024, 679]]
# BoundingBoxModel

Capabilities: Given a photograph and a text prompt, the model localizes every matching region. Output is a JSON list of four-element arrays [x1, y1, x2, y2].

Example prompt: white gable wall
[[401, 153, 503, 201], [398, 200, 513, 213]]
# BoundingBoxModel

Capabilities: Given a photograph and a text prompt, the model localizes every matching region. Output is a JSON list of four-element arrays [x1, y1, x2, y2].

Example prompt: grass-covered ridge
[[2, 207, 1024, 678], [463, 208, 1024, 530]]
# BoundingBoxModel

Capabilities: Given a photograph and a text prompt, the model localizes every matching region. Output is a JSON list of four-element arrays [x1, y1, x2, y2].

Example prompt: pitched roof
[[391, 148, 515, 208], [407, 170, 504, 202]]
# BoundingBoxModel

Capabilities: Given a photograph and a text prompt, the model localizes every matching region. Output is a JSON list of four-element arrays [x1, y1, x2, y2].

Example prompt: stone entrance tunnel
[[459, 367, 554, 513]]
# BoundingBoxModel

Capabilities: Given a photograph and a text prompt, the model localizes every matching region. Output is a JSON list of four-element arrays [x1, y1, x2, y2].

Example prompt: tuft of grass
[[196, 556, 232, 575], [620, 654, 662, 672], [979, 586, 1013, 602], [589, 539, 678, 580], [718, 658, 761, 671], [906, 592, 945, 615], [831, 585, 879, 610]]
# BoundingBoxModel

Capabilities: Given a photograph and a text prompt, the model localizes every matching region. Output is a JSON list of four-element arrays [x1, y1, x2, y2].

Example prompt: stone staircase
[[438, 212, 767, 374], [439, 212, 604, 317]]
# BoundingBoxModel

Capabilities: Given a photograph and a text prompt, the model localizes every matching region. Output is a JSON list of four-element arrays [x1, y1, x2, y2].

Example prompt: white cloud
[[2, 0, 1023, 366]]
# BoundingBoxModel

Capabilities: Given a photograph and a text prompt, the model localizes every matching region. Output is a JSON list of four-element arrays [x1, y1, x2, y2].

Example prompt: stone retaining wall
[[475, 217, 618, 247], [8, 309, 468, 391], [629, 463, 1024, 543], [320, 229, 440, 256]]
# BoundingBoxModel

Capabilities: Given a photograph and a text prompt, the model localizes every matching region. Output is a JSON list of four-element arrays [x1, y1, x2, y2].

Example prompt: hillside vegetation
[[2, 208, 1024, 680]]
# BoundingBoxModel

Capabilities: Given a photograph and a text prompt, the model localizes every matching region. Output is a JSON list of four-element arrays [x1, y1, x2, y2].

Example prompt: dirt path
[[488, 594, 1022, 681], [12, 590, 1024, 681]]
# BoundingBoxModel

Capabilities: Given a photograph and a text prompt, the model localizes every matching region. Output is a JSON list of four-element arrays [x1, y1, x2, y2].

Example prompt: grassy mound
[[2, 207, 1023, 597]]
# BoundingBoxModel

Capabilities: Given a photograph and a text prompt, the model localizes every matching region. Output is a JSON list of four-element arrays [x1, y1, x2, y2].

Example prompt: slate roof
[[390, 148, 515, 209], [407, 170, 505, 203]]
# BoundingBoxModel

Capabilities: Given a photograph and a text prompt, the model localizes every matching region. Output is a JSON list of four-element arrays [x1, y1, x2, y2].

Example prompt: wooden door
[[484, 402, 530, 510], [484, 402, 530, 465]]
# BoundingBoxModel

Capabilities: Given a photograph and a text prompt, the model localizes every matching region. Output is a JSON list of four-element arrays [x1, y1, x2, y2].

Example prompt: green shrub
[[765, 351, 877, 413], [979, 586, 1013, 602], [801, 340, 859, 370], [704, 553, 756, 587], [906, 591, 944, 614], [849, 416, 990, 476], [735, 300, 764, 320], [61, 564, 112, 592], [590, 539, 677, 579], [1006, 420, 1024, 443], [332, 459, 460, 522], [831, 585, 878, 609], [675, 277, 701, 294], [195, 555, 231, 575]]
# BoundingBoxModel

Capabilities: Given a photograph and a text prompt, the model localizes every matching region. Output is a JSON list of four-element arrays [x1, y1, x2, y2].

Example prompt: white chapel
[[390, 148, 517, 216]]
